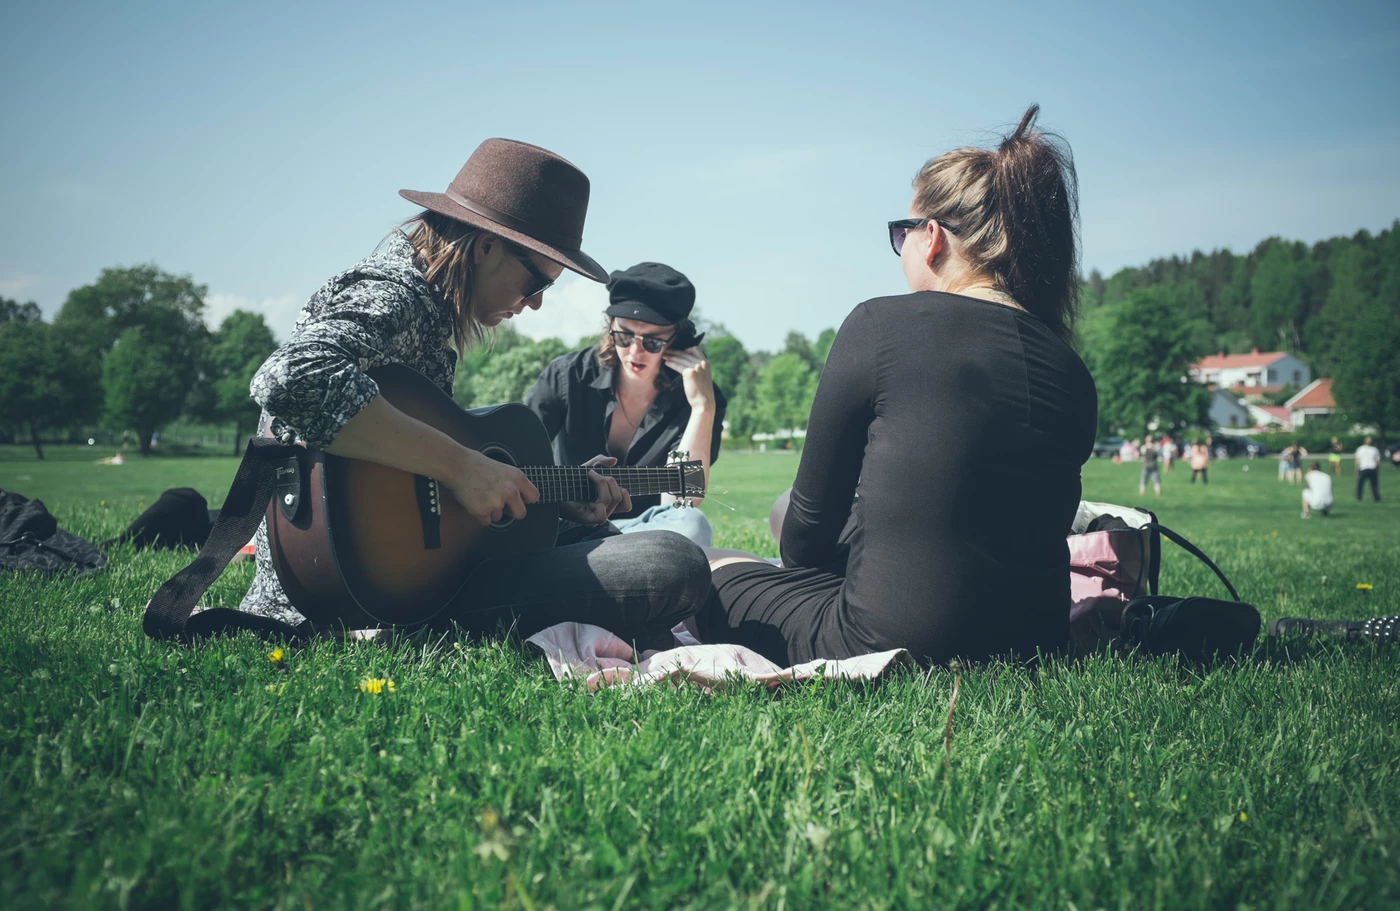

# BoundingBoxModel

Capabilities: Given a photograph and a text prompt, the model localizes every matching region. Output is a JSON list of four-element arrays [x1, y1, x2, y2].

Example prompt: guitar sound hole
[[479, 444, 518, 530]]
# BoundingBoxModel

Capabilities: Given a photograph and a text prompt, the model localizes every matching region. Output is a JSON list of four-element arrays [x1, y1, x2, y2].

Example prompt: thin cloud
[[0, 273, 44, 299], [509, 273, 609, 346], [204, 292, 304, 341]]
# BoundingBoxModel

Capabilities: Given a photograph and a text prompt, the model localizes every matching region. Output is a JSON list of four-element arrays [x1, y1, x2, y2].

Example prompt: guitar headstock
[[667, 450, 706, 500]]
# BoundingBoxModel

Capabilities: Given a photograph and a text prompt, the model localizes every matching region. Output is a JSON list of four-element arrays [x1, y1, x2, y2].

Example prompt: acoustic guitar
[[265, 364, 705, 628]]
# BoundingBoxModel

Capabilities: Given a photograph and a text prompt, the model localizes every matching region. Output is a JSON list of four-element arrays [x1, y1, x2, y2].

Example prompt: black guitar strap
[[142, 437, 306, 643]]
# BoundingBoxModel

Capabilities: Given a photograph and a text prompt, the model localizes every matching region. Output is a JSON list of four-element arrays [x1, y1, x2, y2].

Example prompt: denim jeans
[[612, 503, 714, 547], [445, 527, 710, 651]]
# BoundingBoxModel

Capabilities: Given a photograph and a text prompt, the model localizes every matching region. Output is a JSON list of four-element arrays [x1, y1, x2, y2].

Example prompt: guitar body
[[267, 364, 559, 628]]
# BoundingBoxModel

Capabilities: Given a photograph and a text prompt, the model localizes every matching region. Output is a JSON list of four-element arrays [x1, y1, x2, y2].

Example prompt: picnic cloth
[[527, 621, 910, 691]]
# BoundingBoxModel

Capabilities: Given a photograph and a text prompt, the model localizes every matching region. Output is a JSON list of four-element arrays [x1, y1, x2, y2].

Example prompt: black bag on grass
[[102, 486, 220, 551], [0, 489, 106, 577]]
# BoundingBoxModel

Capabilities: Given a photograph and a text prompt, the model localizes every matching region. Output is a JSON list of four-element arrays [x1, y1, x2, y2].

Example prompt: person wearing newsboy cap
[[239, 139, 711, 651], [525, 262, 727, 546]]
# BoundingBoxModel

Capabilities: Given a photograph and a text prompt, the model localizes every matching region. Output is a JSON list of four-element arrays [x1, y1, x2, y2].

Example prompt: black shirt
[[525, 347, 727, 518], [780, 292, 1097, 662]]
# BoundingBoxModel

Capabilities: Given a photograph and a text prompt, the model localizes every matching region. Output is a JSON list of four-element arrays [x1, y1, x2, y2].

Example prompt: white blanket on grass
[[526, 622, 909, 692]]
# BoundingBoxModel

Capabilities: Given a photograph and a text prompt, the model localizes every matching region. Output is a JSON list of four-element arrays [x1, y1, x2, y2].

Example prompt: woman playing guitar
[[239, 139, 711, 650]]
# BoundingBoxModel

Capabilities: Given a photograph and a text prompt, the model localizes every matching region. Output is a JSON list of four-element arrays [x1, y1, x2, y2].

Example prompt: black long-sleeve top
[[781, 292, 1097, 662]]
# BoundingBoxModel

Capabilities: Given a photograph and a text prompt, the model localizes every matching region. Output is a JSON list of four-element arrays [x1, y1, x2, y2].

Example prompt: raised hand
[[661, 346, 716, 411]]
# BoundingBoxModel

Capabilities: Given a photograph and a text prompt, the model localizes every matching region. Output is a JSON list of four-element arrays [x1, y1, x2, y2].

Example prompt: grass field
[[3, 448, 1397, 909]]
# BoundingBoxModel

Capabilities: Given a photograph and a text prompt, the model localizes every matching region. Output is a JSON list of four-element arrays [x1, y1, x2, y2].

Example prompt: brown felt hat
[[399, 138, 608, 282]]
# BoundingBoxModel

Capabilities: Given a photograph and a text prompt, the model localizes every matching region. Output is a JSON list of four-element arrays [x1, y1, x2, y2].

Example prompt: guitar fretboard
[[520, 465, 696, 503]]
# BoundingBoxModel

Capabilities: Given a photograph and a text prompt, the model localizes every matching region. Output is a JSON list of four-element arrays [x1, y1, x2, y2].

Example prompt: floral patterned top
[[239, 231, 457, 625]]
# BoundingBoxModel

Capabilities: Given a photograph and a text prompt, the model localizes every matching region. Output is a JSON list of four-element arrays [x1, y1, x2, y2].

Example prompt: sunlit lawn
[[2, 447, 1397, 909]]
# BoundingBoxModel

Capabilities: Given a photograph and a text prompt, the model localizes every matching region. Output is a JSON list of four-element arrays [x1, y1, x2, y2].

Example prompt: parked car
[[1092, 437, 1123, 459], [1211, 436, 1270, 459], [1382, 440, 1400, 467]]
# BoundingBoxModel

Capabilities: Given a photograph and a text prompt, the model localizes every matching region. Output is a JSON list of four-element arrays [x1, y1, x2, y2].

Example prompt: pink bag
[[1067, 501, 1238, 648]]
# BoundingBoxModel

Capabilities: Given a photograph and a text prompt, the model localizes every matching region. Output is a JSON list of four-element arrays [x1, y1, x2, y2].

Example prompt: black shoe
[[1267, 616, 1398, 643]]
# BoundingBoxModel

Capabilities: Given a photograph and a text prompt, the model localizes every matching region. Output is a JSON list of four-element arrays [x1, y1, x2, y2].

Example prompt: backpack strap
[[142, 437, 304, 643], [1144, 522, 1241, 602]]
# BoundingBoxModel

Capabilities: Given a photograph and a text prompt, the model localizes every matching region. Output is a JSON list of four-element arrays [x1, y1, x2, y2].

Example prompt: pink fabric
[[1068, 528, 1150, 647], [527, 622, 910, 692]]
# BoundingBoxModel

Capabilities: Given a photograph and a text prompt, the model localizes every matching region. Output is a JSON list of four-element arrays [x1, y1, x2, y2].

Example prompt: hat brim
[[398, 189, 609, 283], [604, 301, 676, 326]]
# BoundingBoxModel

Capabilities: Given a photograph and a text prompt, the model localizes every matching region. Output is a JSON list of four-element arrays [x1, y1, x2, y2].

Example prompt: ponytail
[[912, 104, 1080, 343]]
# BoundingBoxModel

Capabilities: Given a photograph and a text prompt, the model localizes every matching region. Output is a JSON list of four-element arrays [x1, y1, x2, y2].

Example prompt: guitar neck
[[520, 465, 692, 504]]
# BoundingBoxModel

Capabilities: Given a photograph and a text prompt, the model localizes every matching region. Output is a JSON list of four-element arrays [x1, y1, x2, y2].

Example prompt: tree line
[[0, 268, 274, 458], [3, 219, 1397, 457], [1082, 221, 1400, 438]]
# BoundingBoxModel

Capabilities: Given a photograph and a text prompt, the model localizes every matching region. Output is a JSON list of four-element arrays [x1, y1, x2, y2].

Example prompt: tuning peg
[[668, 449, 691, 462]]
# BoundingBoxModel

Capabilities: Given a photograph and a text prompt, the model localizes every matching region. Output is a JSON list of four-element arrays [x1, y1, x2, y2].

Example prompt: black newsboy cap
[[605, 262, 695, 326]]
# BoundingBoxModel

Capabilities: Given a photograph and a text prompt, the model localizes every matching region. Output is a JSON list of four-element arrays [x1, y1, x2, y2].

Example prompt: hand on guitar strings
[[447, 448, 540, 525], [559, 454, 633, 526]]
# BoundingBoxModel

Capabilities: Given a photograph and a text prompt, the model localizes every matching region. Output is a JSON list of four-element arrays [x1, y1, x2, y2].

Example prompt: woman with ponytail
[[699, 106, 1098, 666]]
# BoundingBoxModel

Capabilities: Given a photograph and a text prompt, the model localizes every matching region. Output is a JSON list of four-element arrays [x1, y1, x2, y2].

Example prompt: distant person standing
[[1289, 444, 1307, 484], [1328, 436, 1344, 476], [1160, 435, 1178, 472], [1278, 443, 1294, 482], [1355, 436, 1381, 502], [1139, 434, 1162, 497], [1189, 441, 1209, 484], [1301, 461, 1333, 518]]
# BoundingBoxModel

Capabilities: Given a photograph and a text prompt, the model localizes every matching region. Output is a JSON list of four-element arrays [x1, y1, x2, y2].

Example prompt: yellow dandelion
[[359, 677, 396, 694], [1128, 792, 1136, 799], [1355, 583, 1373, 592], [1239, 811, 1248, 822], [268, 648, 284, 663]]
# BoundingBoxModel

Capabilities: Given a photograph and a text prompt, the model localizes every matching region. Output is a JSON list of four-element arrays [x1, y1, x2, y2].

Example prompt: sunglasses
[[609, 328, 674, 354], [887, 217, 961, 256], [505, 242, 556, 299]]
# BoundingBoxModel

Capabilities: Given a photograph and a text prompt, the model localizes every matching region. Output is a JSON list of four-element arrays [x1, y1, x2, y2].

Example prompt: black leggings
[[1191, 468, 1208, 484]]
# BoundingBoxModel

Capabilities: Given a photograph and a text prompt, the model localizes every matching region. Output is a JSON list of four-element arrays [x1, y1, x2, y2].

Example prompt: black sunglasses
[[887, 217, 961, 256], [505, 242, 556, 299], [609, 328, 674, 354]]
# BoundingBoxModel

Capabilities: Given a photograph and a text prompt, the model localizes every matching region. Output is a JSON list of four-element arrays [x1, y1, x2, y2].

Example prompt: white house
[[1208, 387, 1252, 429], [1190, 349, 1310, 396], [1247, 404, 1293, 430], [1284, 378, 1335, 426]]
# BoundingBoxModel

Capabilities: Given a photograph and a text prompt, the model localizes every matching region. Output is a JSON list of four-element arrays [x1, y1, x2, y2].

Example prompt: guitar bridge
[[414, 475, 442, 549]]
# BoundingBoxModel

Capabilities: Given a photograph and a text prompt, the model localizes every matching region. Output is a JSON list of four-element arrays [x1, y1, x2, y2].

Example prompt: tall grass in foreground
[[2, 453, 1397, 909]]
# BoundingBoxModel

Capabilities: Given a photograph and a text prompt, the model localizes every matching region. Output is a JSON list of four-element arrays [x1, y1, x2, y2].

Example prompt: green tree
[[812, 327, 837, 366], [55, 265, 207, 360], [704, 334, 749, 398], [753, 352, 817, 434], [101, 327, 199, 455], [453, 325, 533, 407], [0, 319, 99, 458], [470, 337, 570, 408], [194, 311, 278, 453], [1331, 296, 1400, 440], [1083, 284, 1211, 435], [1250, 239, 1311, 351], [782, 331, 817, 370], [0, 296, 42, 324]]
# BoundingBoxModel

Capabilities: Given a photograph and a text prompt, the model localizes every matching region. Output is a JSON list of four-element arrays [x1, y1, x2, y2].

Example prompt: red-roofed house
[[1189, 348, 1310, 393], [1247, 404, 1293, 430], [1285, 378, 1335, 426]]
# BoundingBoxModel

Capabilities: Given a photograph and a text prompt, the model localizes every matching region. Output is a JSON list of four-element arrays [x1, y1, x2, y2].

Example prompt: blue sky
[[2, 0, 1397, 350]]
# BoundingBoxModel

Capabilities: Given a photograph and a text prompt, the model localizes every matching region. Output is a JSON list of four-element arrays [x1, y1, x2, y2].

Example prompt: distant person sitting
[[1139, 434, 1161, 497], [1301, 461, 1333, 518], [1355, 436, 1381, 502]]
